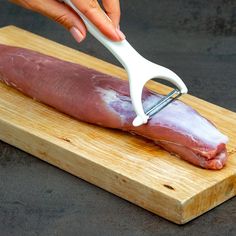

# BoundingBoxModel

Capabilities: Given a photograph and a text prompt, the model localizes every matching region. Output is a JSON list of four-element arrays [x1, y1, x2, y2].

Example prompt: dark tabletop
[[0, 0, 236, 235]]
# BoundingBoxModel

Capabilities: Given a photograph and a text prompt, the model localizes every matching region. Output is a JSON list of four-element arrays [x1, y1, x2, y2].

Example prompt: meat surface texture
[[0, 44, 229, 170]]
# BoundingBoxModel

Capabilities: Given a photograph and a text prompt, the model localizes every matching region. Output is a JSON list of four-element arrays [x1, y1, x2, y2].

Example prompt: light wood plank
[[0, 26, 235, 224]]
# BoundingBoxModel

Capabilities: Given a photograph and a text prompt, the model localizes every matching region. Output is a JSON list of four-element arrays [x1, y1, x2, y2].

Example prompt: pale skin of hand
[[10, 0, 125, 42]]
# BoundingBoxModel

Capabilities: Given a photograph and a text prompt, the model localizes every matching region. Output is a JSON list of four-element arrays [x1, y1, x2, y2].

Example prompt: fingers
[[102, 0, 120, 28], [71, 0, 125, 41], [11, 0, 87, 43], [10, 0, 125, 42]]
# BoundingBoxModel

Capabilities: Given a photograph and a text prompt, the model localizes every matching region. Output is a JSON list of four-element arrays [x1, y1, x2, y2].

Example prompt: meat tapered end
[[157, 141, 228, 170]]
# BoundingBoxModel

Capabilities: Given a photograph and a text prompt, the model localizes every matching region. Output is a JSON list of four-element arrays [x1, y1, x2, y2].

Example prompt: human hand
[[10, 0, 125, 43]]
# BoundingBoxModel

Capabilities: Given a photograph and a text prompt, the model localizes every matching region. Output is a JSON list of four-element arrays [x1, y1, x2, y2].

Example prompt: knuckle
[[19, 0, 37, 10], [54, 14, 70, 27], [81, 0, 99, 15], [88, 0, 98, 8]]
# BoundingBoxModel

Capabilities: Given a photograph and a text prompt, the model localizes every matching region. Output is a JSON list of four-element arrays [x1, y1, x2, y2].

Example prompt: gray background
[[0, 0, 236, 235]]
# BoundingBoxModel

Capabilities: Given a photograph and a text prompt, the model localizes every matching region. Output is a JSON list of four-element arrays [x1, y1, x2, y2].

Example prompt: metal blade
[[145, 89, 182, 118]]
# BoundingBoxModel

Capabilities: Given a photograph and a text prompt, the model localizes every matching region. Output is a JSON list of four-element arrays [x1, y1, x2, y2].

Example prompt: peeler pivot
[[61, 0, 188, 127]]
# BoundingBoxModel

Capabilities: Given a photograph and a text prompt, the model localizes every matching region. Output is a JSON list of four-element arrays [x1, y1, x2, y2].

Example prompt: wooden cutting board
[[0, 26, 235, 224]]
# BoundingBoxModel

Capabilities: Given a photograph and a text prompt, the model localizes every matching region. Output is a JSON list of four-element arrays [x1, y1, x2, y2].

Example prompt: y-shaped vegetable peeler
[[61, 0, 188, 127]]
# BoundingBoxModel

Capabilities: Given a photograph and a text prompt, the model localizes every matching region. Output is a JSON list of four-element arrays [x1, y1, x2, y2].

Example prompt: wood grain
[[0, 26, 235, 224]]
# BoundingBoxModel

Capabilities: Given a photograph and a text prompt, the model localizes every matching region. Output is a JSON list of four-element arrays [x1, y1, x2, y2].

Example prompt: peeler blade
[[146, 89, 182, 118]]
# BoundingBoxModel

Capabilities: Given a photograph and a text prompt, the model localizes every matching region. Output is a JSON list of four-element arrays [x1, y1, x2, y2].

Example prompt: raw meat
[[0, 44, 228, 169]]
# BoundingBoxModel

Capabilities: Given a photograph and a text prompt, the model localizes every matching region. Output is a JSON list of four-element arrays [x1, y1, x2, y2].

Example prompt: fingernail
[[116, 28, 126, 40], [70, 27, 85, 43]]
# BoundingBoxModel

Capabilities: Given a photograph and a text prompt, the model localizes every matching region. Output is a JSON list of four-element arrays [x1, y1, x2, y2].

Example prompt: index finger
[[102, 0, 120, 27]]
